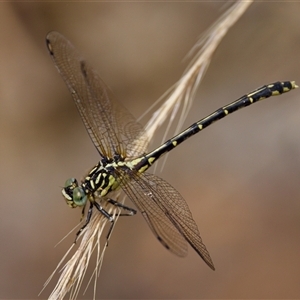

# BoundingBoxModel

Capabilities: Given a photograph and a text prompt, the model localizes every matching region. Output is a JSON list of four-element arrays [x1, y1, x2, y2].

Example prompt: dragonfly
[[46, 31, 297, 271]]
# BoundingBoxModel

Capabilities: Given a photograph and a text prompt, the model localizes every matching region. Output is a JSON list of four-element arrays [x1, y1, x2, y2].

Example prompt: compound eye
[[73, 187, 87, 206], [64, 178, 78, 188]]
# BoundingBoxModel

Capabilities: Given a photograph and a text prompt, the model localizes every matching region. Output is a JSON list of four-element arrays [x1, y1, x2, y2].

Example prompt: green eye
[[73, 187, 87, 206], [64, 178, 77, 188]]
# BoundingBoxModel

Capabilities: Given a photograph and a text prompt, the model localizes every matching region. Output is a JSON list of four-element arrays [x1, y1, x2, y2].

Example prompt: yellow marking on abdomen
[[138, 165, 148, 173], [148, 157, 155, 164], [271, 90, 280, 96]]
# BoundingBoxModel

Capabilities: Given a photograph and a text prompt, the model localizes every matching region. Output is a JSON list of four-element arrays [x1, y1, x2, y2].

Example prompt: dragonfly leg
[[93, 201, 114, 221], [80, 202, 87, 221], [107, 198, 137, 216], [104, 199, 137, 247], [74, 200, 114, 243], [105, 219, 116, 247], [74, 202, 94, 243], [74, 199, 136, 245]]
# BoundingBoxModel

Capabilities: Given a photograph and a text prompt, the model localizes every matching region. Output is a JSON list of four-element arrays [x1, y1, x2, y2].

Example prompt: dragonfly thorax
[[61, 160, 133, 208]]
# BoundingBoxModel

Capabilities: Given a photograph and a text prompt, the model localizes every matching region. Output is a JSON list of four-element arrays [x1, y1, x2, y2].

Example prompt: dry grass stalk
[[44, 1, 252, 299], [41, 200, 122, 300]]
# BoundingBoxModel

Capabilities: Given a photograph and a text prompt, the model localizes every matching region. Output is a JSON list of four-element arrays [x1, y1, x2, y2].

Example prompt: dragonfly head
[[62, 178, 87, 208]]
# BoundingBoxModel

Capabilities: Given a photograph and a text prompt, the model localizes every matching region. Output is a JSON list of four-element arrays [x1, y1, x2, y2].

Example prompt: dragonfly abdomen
[[142, 81, 296, 168]]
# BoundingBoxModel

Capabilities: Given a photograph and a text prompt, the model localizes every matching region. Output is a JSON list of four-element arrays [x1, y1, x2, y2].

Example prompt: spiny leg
[[74, 201, 113, 243], [74, 198, 135, 244], [104, 199, 137, 246], [75, 202, 94, 243], [107, 198, 137, 216], [93, 201, 113, 220], [80, 202, 87, 222]]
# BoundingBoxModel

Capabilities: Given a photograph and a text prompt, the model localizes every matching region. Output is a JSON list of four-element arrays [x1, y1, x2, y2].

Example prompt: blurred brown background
[[1, 2, 300, 299]]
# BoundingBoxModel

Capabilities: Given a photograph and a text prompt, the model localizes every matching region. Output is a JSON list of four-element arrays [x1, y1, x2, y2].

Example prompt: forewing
[[46, 31, 148, 159], [120, 171, 215, 269]]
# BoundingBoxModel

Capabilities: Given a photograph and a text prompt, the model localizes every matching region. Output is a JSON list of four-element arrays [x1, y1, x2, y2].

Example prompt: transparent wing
[[46, 31, 148, 159], [120, 171, 215, 270]]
